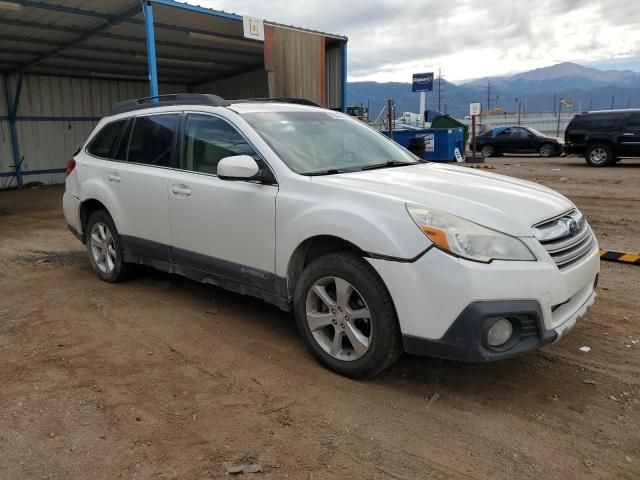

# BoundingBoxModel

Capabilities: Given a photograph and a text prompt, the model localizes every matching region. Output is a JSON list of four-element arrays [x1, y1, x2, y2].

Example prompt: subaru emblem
[[569, 219, 579, 234]]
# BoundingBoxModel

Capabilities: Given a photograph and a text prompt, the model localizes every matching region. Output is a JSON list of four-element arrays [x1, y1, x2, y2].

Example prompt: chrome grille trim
[[534, 210, 595, 269]]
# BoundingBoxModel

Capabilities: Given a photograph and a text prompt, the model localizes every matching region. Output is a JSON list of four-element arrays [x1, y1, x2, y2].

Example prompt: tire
[[480, 144, 494, 157], [585, 143, 613, 167], [85, 209, 132, 283], [293, 252, 402, 378], [539, 143, 554, 157]]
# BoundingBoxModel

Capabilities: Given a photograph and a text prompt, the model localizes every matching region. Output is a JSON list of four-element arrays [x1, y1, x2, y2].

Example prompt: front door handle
[[107, 173, 121, 183], [622, 132, 635, 136], [171, 185, 192, 196]]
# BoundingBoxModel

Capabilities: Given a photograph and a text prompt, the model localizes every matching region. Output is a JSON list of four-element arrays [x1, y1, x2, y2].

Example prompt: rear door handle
[[107, 173, 121, 183], [622, 132, 635, 136], [171, 185, 192, 196]]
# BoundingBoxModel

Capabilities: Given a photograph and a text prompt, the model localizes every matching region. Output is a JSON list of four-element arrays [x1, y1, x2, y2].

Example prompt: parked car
[[564, 109, 640, 166], [476, 126, 563, 157], [64, 94, 600, 378]]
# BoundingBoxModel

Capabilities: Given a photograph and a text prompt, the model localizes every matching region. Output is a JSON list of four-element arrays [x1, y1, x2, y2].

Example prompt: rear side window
[[127, 114, 180, 167], [181, 114, 260, 175], [87, 120, 126, 158], [569, 114, 621, 131]]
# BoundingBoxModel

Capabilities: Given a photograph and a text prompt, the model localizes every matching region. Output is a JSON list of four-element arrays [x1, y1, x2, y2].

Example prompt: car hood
[[314, 163, 574, 237]]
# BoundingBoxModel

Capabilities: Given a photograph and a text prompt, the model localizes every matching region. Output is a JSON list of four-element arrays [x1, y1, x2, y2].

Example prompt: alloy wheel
[[540, 144, 553, 157], [305, 276, 373, 361], [589, 148, 608, 165], [90, 222, 116, 274]]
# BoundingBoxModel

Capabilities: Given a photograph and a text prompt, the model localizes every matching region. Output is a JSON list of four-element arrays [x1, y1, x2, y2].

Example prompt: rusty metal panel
[[194, 69, 269, 99], [326, 45, 343, 110], [264, 25, 323, 105]]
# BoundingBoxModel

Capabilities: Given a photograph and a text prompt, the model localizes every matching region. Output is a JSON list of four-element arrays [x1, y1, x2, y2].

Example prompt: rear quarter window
[[569, 114, 623, 132], [87, 120, 126, 158]]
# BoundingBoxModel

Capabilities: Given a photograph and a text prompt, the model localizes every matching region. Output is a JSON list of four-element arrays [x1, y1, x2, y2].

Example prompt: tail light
[[66, 158, 76, 176]]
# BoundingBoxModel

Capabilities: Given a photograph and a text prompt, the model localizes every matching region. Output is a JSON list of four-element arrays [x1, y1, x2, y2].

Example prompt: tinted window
[[569, 113, 622, 131], [127, 114, 180, 167], [627, 113, 640, 129], [511, 127, 529, 138], [112, 119, 132, 161], [87, 120, 125, 158], [182, 114, 259, 174]]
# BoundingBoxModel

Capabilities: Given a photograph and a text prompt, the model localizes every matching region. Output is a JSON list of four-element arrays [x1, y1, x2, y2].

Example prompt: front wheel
[[585, 143, 613, 167], [539, 143, 554, 157], [480, 144, 495, 157], [293, 252, 402, 378]]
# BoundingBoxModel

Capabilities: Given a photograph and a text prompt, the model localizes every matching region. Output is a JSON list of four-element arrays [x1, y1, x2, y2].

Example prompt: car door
[[493, 127, 511, 153], [509, 127, 533, 152], [167, 112, 279, 293], [105, 113, 179, 262], [619, 112, 640, 156]]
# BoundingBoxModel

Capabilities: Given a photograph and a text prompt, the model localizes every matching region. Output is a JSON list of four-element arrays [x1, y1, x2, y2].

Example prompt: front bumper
[[367, 241, 600, 362]]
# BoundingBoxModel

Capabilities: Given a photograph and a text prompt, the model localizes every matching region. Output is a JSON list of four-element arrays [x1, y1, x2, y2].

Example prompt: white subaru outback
[[64, 94, 600, 378]]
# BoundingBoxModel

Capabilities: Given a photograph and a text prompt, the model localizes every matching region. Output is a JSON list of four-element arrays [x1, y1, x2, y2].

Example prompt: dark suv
[[564, 110, 640, 166]]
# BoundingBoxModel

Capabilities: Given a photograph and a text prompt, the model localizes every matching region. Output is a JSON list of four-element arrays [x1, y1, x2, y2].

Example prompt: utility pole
[[485, 81, 491, 111], [589, 98, 592, 111], [556, 97, 562, 137], [628, 97, 631, 108], [517, 100, 521, 125], [611, 95, 615, 110], [553, 93, 557, 114], [436, 68, 444, 112], [387, 98, 394, 140]]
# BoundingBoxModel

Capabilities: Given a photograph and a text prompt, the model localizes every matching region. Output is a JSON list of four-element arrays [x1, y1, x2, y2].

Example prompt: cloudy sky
[[196, 0, 640, 83]]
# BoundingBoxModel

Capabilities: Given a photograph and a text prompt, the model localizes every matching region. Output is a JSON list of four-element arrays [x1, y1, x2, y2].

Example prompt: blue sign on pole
[[412, 72, 434, 92]]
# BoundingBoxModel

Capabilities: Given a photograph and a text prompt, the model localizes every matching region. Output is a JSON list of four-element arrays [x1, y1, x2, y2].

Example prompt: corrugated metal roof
[[0, 0, 345, 86]]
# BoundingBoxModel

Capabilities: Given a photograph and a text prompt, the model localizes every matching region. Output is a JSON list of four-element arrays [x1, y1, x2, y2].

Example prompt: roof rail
[[230, 97, 321, 107], [112, 93, 230, 115]]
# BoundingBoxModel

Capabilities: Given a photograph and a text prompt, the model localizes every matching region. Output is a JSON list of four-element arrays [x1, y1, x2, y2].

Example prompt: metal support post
[[143, 1, 159, 99]]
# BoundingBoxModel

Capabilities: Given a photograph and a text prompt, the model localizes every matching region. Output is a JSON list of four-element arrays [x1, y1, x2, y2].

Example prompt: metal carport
[[0, 0, 347, 188]]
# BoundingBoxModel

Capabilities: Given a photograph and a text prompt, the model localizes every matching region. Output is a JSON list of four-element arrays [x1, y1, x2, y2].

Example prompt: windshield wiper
[[361, 160, 416, 171], [305, 168, 352, 176]]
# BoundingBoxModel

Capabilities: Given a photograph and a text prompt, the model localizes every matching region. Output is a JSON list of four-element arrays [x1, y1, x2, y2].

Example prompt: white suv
[[64, 94, 600, 378]]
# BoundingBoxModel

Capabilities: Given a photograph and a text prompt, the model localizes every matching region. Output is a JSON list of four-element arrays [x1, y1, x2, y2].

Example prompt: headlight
[[406, 204, 536, 262]]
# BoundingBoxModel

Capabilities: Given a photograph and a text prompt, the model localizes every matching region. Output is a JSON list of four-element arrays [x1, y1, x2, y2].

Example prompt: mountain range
[[347, 62, 640, 119]]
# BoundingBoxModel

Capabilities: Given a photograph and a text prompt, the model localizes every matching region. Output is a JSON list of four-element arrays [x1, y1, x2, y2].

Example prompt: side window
[[496, 128, 510, 137], [627, 113, 640, 130], [181, 114, 260, 175], [511, 128, 528, 138], [127, 114, 180, 167], [87, 120, 126, 158], [112, 119, 132, 161]]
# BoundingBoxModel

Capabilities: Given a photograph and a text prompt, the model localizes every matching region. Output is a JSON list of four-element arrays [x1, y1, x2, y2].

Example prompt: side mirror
[[217, 155, 260, 180]]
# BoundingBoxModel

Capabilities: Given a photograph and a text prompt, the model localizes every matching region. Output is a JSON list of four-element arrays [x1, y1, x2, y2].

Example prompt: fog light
[[487, 318, 514, 347]]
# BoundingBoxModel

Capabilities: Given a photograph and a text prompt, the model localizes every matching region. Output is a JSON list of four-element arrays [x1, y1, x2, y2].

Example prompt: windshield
[[241, 111, 419, 175]]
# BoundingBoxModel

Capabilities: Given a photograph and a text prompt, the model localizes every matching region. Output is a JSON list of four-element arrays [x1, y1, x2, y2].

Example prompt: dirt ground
[[1, 156, 639, 480]]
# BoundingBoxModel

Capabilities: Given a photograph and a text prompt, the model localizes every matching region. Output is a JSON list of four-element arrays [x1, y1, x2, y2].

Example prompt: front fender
[[275, 192, 429, 277]]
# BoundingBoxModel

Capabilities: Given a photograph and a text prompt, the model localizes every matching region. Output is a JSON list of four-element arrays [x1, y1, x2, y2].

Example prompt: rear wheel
[[294, 252, 402, 378], [585, 143, 613, 167], [85, 210, 132, 282], [539, 143, 554, 157], [480, 144, 494, 157]]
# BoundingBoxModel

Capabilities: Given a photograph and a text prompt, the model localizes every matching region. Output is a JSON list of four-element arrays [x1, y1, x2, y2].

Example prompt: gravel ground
[[0, 156, 638, 479]]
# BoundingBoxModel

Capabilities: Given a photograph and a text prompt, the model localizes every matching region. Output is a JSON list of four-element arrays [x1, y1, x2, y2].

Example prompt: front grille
[[533, 210, 595, 270]]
